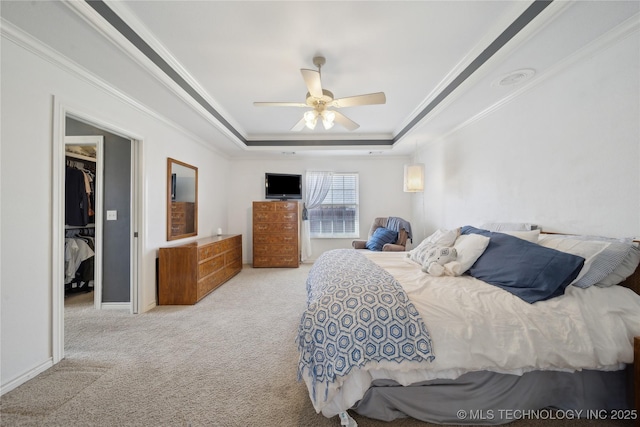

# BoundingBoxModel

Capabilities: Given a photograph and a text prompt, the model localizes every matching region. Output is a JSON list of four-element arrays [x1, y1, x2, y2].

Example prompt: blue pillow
[[460, 226, 585, 303], [366, 227, 398, 251]]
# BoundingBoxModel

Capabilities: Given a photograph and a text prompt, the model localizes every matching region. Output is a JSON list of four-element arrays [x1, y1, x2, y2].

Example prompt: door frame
[[52, 97, 143, 363]]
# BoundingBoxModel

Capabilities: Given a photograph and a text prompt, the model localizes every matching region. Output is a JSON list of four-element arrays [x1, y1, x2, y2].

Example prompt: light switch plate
[[106, 210, 117, 221]]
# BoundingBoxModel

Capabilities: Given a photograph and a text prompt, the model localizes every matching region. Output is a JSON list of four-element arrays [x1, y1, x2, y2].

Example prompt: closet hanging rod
[[65, 151, 96, 162]]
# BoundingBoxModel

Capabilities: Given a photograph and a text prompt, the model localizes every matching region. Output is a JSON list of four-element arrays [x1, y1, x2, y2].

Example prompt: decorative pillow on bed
[[460, 226, 585, 303], [422, 246, 457, 276], [408, 228, 459, 265], [365, 227, 398, 251], [537, 234, 637, 288], [443, 234, 490, 276], [597, 245, 640, 287]]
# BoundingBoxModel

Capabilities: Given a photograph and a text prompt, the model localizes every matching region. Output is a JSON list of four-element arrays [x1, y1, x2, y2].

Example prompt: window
[[309, 173, 359, 238]]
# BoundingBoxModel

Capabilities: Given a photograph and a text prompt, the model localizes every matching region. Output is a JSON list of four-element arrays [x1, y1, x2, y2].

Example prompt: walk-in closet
[[65, 146, 97, 296]]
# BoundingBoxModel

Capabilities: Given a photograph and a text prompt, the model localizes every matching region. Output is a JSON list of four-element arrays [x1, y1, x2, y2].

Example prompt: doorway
[[64, 135, 104, 310], [65, 117, 133, 308], [53, 105, 141, 363]]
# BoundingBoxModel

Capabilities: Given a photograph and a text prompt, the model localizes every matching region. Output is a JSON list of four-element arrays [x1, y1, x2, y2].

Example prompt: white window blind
[[309, 173, 359, 238]]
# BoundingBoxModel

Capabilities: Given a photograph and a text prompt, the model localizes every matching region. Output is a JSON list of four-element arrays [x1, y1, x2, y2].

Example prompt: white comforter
[[306, 251, 640, 417]]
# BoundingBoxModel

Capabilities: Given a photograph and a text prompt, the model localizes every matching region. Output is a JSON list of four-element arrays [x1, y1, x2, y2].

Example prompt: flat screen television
[[265, 173, 302, 200]]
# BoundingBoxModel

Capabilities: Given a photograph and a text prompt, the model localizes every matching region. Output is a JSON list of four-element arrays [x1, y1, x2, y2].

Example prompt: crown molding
[[61, 0, 247, 150], [393, 0, 536, 135], [0, 17, 230, 157], [392, 0, 558, 145], [440, 10, 640, 143]]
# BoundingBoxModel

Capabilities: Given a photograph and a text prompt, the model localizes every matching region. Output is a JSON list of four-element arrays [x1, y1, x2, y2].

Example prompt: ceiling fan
[[253, 56, 386, 131]]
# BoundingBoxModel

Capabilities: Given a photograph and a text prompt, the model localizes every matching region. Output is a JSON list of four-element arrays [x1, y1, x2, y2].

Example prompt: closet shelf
[[65, 151, 96, 162], [65, 224, 95, 229]]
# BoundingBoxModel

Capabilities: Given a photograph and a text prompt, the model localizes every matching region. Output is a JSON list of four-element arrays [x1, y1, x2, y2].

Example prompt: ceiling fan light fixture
[[254, 56, 386, 132], [304, 110, 318, 129], [321, 110, 335, 129]]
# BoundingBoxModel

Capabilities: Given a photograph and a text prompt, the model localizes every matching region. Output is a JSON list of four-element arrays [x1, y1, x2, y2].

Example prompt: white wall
[[0, 34, 231, 391], [227, 155, 413, 262], [411, 29, 640, 243], [0, 31, 412, 393]]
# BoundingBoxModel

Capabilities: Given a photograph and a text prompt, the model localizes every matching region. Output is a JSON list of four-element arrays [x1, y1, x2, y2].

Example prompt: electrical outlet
[[106, 210, 117, 221]]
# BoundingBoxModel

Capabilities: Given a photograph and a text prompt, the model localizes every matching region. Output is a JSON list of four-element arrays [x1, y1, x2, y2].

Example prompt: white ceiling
[[2, 1, 638, 157]]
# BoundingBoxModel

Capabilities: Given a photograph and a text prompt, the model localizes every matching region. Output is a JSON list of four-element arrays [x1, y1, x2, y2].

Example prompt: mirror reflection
[[167, 158, 198, 240]]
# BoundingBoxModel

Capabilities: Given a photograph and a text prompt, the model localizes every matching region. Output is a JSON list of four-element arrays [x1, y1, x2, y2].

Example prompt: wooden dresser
[[158, 234, 242, 304], [253, 201, 300, 267], [170, 201, 195, 235]]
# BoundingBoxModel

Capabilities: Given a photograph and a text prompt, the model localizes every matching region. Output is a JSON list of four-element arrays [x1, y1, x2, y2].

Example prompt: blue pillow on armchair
[[366, 227, 398, 251]]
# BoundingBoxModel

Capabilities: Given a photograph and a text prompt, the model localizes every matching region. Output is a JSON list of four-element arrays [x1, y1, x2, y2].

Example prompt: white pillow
[[501, 229, 540, 243], [444, 234, 490, 276], [596, 244, 640, 287], [480, 222, 534, 232], [408, 228, 459, 265], [538, 235, 635, 288]]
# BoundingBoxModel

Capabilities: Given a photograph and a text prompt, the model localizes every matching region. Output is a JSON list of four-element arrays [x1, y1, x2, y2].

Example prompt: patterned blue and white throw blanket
[[297, 249, 435, 400]]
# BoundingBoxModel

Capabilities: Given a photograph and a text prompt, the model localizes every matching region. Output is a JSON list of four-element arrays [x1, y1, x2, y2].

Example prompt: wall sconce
[[403, 163, 424, 192]]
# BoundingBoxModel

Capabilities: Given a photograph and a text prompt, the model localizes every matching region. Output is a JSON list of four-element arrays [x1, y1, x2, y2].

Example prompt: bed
[[297, 226, 640, 424]]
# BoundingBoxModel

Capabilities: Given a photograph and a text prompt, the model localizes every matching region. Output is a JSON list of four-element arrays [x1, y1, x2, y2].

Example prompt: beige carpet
[[0, 265, 633, 427]]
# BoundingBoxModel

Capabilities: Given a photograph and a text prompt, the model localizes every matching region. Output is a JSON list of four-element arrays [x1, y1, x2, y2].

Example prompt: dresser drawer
[[198, 255, 224, 278], [224, 246, 242, 264], [253, 202, 275, 212], [225, 257, 242, 278], [274, 201, 298, 212], [198, 269, 226, 297], [254, 244, 297, 256], [253, 234, 297, 245], [253, 210, 298, 223], [254, 222, 297, 233], [253, 201, 298, 212], [198, 244, 215, 260], [253, 255, 298, 268]]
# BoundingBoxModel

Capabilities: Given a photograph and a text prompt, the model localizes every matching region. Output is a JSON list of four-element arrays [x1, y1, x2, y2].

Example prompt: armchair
[[352, 217, 411, 252]]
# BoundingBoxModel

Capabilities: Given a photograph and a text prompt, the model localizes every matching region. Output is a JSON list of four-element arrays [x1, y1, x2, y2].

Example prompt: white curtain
[[301, 171, 333, 262]]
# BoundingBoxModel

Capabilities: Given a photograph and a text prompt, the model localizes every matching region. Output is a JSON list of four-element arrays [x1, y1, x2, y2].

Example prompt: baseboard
[[100, 302, 130, 310], [1, 358, 53, 396], [142, 301, 157, 313]]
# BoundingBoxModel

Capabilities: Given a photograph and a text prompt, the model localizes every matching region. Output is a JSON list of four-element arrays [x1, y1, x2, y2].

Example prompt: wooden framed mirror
[[167, 158, 198, 241]]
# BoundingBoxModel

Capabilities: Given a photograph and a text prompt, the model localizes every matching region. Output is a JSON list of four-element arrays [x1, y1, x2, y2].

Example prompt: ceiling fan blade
[[330, 92, 386, 108], [253, 102, 307, 107], [333, 111, 360, 131], [290, 117, 306, 132], [301, 69, 323, 98]]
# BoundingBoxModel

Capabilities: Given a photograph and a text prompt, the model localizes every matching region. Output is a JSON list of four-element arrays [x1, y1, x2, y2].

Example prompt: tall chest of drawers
[[253, 201, 300, 267], [158, 234, 242, 304]]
